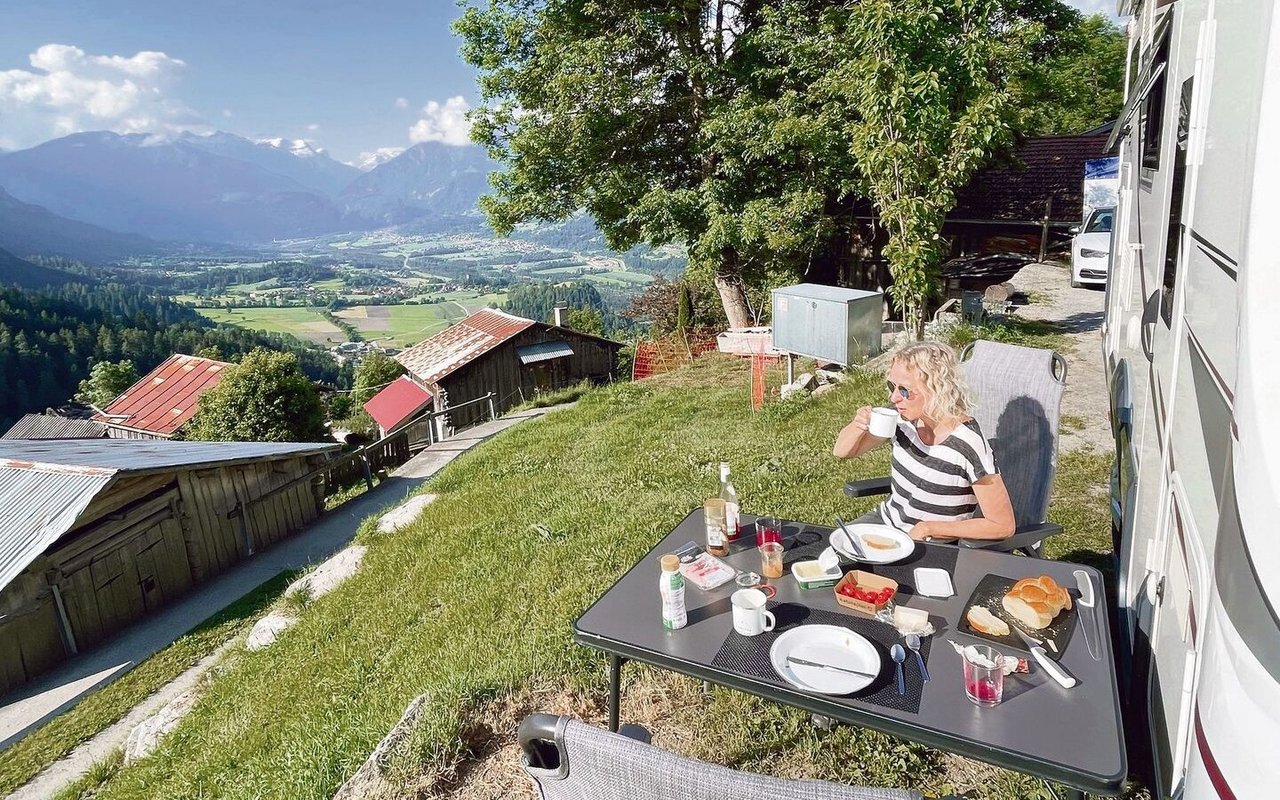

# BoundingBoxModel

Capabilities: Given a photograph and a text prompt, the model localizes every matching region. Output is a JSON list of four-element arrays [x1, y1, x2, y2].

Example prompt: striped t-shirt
[[878, 418, 998, 532]]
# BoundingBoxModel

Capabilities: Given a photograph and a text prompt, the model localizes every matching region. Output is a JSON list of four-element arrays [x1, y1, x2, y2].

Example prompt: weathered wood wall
[[0, 453, 327, 695]]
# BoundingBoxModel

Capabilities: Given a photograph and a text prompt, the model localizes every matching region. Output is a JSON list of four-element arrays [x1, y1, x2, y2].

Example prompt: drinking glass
[[759, 541, 784, 579], [755, 516, 783, 548], [962, 645, 1005, 707]]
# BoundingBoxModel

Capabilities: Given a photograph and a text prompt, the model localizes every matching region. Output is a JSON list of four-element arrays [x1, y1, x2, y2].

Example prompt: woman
[[833, 342, 1014, 542]]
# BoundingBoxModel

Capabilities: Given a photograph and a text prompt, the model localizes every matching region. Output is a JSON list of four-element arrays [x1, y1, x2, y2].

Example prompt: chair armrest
[[844, 477, 891, 498], [960, 522, 1064, 555]]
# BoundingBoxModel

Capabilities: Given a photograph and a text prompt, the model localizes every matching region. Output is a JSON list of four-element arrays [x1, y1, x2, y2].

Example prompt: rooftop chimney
[[553, 305, 569, 327]]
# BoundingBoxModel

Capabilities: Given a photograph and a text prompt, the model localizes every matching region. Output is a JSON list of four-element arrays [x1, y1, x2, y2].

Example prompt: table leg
[[1058, 785, 1086, 800], [608, 654, 624, 733]]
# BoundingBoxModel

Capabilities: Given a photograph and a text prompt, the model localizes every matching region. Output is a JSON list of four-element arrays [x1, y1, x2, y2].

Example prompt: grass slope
[[75, 356, 1116, 799]]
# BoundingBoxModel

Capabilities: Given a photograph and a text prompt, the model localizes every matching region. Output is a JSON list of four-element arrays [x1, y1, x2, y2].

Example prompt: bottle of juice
[[719, 462, 741, 541], [704, 498, 729, 557], [659, 554, 687, 630]]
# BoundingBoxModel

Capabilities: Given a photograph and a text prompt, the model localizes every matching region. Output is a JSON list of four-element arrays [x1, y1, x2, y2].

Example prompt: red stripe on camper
[[1194, 708, 1237, 799]]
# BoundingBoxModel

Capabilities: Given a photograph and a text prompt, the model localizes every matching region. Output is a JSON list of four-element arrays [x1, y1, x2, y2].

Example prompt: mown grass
[[78, 355, 1118, 799], [0, 573, 295, 796]]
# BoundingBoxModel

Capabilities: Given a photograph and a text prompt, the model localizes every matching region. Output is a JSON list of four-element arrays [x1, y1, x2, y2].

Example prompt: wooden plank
[[58, 567, 104, 648], [75, 474, 175, 528], [0, 601, 65, 693], [158, 517, 194, 596], [130, 526, 166, 612]]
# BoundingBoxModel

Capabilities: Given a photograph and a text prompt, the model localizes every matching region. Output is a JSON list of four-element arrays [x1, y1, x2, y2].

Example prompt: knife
[[1011, 626, 1077, 689], [786, 656, 877, 679], [833, 516, 867, 560], [1073, 568, 1102, 661]]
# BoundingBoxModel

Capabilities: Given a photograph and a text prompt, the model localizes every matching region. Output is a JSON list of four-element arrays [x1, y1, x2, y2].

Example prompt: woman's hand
[[833, 406, 878, 459], [851, 406, 872, 434], [909, 521, 941, 541]]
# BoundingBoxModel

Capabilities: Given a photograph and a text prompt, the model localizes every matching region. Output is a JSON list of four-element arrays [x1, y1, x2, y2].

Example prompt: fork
[[833, 515, 867, 559]]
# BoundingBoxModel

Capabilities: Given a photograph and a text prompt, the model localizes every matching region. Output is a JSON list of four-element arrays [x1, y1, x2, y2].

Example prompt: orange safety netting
[[632, 331, 719, 381]]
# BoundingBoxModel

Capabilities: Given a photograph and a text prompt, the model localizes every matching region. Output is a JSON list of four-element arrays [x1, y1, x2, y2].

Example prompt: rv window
[[1141, 34, 1170, 172], [1160, 77, 1193, 326]]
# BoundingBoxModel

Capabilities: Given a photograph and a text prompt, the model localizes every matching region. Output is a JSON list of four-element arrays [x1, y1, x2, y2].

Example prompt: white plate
[[830, 523, 916, 564], [769, 624, 881, 695]]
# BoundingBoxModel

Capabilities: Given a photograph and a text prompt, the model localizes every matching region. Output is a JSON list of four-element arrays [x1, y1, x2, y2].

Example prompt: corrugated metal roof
[[0, 439, 339, 595], [517, 340, 575, 365], [94, 354, 233, 436], [396, 308, 535, 385], [0, 439, 337, 474], [363, 376, 433, 433], [0, 463, 116, 596], [2, 415, 109, 440]]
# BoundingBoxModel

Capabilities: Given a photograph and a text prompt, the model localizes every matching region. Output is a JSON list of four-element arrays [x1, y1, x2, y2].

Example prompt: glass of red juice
[[755, 516, 783, 548], [962, 645, 1004, 707]]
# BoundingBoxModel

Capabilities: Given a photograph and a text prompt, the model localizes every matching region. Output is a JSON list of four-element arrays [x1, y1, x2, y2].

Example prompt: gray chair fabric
[[520, 714, 922, 800], [958, 339, 1066, 531]]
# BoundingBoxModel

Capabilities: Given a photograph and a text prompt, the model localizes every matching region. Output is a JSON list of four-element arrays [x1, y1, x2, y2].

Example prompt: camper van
[[1103, 0, 1278, 797]]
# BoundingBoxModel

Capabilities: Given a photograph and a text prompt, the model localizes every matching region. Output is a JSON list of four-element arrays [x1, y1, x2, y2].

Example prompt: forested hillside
[[0, 282, 346, 431], [502, 280, 632, 334]]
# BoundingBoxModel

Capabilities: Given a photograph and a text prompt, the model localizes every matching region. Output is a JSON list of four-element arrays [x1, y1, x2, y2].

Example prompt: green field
[[197, 293, 507, 348]]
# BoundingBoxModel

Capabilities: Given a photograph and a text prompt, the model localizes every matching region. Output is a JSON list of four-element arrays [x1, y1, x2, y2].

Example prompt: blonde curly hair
[[889, 342, 973, 422]]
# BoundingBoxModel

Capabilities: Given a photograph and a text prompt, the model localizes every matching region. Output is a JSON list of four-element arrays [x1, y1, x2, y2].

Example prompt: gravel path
[[1007, 261, 1110, 453]]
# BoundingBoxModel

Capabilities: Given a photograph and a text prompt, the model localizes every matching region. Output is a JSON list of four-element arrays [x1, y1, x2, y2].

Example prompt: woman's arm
[[908, 474, 1016, 541], [832, 406, 888, 459]]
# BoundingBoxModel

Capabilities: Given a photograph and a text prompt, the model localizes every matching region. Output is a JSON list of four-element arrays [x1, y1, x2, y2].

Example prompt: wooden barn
[[92, 354, 232, 439], [390, 308, 622, 429], [0, 438, 336, 694]]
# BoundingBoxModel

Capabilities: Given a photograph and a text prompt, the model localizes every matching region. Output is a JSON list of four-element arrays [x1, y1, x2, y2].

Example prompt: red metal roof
[[94, 354, 232, 436], [395, 308, 535, 385], [363, 376, 433, 433]]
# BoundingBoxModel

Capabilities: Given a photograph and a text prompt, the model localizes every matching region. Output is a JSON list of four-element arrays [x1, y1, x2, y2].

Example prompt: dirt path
[[1009, 261, 1110, 454]]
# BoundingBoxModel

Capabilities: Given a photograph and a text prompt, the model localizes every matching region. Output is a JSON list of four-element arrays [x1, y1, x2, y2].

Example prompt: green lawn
[[69, 353, 1121, 800], [196, 307, 341, 344]]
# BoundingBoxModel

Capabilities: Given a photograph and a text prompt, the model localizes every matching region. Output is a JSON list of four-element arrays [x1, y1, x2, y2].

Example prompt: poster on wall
[[1083, 157, 1120, 220]]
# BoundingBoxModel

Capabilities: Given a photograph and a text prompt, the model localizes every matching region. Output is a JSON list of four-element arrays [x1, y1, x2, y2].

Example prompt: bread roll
[[1004, 575, 1072, 624], [1002, 594, 1054, 630], [966, 606, 1010, 637]]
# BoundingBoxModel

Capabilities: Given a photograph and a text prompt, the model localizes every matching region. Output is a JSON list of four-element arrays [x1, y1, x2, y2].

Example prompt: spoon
[[905, 633, 930, 683], [890, 644, 907, 695]]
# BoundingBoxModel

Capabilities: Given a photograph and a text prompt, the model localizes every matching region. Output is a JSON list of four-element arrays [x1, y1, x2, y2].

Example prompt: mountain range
[[0, 131, 499, 256]]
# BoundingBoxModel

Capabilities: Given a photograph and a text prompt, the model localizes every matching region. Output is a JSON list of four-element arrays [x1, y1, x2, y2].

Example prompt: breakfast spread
[[1000, 575, 1072, 630]]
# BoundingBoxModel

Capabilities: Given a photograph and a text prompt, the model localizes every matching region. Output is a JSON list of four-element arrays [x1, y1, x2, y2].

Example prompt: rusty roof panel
[[94, 354, 232, 435], [395, 308, 535, 385]]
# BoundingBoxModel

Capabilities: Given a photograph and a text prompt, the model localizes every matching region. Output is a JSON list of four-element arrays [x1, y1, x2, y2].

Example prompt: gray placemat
[[711, 604, 933, 714]]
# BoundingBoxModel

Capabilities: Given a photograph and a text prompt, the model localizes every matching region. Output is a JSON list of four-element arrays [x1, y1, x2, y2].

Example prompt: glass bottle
[[719, 462, 741, 541], [704, 498, 729, 557], [659, 554, 687, 630]]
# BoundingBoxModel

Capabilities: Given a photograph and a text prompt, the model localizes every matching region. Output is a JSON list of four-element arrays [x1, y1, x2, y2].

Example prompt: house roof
[[363, 376, 434, 433], [396, 308, 536, 385], [93, 354, 232, 436], [2, 415, 108, 440], [0, 438, 337, 594], [517, 340, 575, 365], [950, 134, 1113, 224]]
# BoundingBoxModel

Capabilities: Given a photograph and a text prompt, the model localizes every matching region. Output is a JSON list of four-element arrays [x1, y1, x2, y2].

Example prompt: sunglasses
[[886, 381, 913, 400]]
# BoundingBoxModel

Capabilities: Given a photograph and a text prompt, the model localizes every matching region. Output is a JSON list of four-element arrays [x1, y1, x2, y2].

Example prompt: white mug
[[731, 589, 776, 636], [868, 407, 900, 438]]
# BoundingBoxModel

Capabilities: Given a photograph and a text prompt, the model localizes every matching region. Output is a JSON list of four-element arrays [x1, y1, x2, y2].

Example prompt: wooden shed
[[394, 308, 623, 429], [0, 439, 336, 694]]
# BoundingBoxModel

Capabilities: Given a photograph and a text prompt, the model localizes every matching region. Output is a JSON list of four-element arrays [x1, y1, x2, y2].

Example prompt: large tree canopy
[[185, 349, 329, 443]]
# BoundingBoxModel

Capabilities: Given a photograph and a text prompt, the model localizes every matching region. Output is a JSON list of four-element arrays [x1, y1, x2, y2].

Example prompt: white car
[[1070, 206, 1114, 288]]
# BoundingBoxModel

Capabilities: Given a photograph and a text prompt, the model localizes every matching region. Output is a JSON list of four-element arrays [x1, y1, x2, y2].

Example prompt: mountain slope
[[339, 141, 495, 224], [0, 247, 92, 289], [0, 186, 163, 262], [178, 132, 361, 198]]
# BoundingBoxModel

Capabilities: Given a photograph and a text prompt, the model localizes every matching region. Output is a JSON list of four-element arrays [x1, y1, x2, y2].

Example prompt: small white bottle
[[659, 554, 687, 630], [719, 462, 741, 541]]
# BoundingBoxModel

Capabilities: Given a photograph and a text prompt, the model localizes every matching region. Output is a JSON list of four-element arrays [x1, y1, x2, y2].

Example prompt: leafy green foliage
[[185, 349, 330, 442], [1011, 13, 1126, 136], [74, 359, 139, 409], [351, 351, 406, 406], [564, 307, 605, 337]]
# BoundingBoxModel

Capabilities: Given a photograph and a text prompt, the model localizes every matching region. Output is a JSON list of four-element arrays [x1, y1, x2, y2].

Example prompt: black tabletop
[[574, 510, 1127, 795]]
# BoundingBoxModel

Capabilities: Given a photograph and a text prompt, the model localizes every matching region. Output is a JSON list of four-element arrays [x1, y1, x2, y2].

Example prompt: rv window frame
[[1140, 30, 1172, 174]]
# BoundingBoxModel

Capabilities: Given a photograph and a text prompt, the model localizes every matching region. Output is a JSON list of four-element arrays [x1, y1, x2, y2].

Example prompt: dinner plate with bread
[[829, 523, 916, 565], [959, 574, 1077, 659]]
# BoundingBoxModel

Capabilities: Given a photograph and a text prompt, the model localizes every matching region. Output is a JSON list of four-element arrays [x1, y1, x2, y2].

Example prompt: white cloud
[[408, 96, 471, 146], [394, 97, 409, 110], [306, 122, 320, 132], [0, 43, 205, 147], [351, 146, 404, 170]]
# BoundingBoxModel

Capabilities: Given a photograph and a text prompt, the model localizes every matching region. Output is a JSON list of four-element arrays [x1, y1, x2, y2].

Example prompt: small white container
[[913, 567, 954, 598], [792, 559, 843, 590]]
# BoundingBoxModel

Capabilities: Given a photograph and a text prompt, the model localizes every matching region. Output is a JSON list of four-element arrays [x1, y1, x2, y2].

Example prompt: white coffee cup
[[731, 588, 776, 636], [868, 407, 900, 438]]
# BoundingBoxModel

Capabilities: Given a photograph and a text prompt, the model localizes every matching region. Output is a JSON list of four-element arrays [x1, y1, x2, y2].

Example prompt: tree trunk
[[714, 275, 752, 329]]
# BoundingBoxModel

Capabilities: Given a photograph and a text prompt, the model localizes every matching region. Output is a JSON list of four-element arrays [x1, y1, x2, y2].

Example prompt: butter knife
[[1011, 626, 1077, 689], [833, 516, 867, 560], [786, 656, 877, 679]]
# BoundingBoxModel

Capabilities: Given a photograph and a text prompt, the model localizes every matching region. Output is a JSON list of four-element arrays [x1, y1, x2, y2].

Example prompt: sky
[[0, 0, 1122, 168]]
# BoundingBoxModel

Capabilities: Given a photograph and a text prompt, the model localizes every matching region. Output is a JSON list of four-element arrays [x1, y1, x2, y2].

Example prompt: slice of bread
[[1002, 594, 1054, 630], [862, 533, 898, 550], [966, 605, 1010, 637]]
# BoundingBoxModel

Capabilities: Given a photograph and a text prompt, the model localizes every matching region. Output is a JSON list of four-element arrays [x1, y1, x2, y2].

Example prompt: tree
[[351, 351, 406, 406], [792, 0, 1035, 336], [565, 307, 605, 337], [185, 348, 330, 442], [1011, 13, 1126, 136], [74, 359, 139, 409]]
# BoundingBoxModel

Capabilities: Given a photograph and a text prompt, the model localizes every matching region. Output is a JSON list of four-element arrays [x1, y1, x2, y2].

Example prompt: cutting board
[[958, 573, 1077, 660]]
